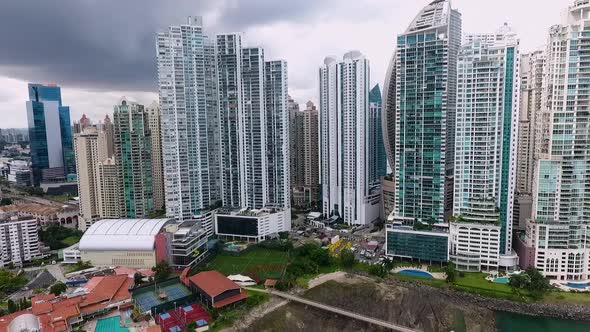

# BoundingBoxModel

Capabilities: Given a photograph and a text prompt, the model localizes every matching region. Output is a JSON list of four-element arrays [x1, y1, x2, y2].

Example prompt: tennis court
[[132, 279, 193, 313]]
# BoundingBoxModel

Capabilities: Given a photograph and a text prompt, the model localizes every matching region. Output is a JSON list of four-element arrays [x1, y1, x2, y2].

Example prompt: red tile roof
[[188, 271, 241, 297], [264, 279, 277, 287], [212, 292, 249, 308], [0, 275, 133, 332]]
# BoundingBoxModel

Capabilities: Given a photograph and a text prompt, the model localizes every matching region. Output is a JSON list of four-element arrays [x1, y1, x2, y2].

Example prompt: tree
[[368, 264, 388, 278], [152, 261, 172, 282], [526, 267, 550, 292], [50, 282, 67, 296], [7, 299, 17, 313], [0, 198, 12, 206], [445, 262, 457, 283], [133, 272, 143, 286], [339, 249, 356, 269]]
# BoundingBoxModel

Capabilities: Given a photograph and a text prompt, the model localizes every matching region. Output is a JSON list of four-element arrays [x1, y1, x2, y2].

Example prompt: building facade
[[368, 85, 387, 184], [240, 47, 268, 209], [526, 0, 590, 281], [147, 101, 165, 211], [264, 60, 291, 209], [217, 33, 243, 208], [319, 52, 380, 225], [0, 216, 42, 268], [74, 127, 109, 223], [113, 98, 154, 218], [215, 208, 290, 243], [156, 17, 220, 221], [26, 83, 75, 185], [514, 50, 545, 231], [451, 24, 520, 270], [384, 0, 461, 258], [96, 158, 121, 221], [292, 101, 320, 209]]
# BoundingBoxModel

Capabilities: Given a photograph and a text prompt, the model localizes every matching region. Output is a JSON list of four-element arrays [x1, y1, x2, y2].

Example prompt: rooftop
[[0, 275, 132, 332], [79, 218, 172, 251], [188, 271, 241, 297]]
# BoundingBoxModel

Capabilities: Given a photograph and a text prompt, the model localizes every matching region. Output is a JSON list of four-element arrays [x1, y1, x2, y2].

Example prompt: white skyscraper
[[156, 17, 220, 220], [157, 18, 291, 231], [319, 51, 380, 225], [240, 47, 268, 209], [217, 33, 243, 208], [526, 0, 590, 281], [450, 24, 520, 271], [265, 60, 291, 209]]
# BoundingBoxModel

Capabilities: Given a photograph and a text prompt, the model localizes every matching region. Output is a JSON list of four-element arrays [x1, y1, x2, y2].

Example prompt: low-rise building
[[0, 275, 133, 332], [385, 223, 449, 263], [184, 271, 249, 308], [449, 222, 501, 272], [79, 218, 211, 269], [0, 215, 42, 267], [215, 207, 290, 243], [0, 203, 79, 228], [62, 243, 81, 264], [79, 218, 173, 269], [7, 160, 32, 187], [158, 220, 210, 270]]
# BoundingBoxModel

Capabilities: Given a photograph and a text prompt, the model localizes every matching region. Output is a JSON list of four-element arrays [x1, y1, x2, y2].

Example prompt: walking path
[[244, 287, 420, 332]]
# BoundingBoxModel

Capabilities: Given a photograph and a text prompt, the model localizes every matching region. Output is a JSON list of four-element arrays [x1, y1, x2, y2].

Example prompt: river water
[[496, 312, 590, 331]]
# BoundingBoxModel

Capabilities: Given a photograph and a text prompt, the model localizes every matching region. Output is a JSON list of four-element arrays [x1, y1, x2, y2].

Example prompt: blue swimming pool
[[398, 269, 434, 279], [565, 282, 590, 289], [493, 277, 510, 284]]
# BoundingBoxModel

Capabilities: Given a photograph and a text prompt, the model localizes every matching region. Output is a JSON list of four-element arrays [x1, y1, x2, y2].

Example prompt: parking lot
[[290, 221, 387, 265]]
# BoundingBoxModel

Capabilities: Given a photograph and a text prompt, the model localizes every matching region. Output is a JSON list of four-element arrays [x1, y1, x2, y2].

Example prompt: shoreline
[[387, 277, 590, 322]]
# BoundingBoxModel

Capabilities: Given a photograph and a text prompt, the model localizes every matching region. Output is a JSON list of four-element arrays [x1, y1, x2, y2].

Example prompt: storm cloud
[[0, 0, 573, 128]]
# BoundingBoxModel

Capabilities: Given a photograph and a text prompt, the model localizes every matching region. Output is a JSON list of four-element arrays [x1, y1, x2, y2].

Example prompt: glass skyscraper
[[113, 98, 154, 218], [525, 0, 590, 281], [369, 84, 387, 182], [391, 0, 462, 224], [26, 83, 75, 185]]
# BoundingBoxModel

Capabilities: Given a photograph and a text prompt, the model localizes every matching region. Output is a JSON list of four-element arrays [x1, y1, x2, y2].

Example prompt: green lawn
[[47, 195, 70, 203], [544, 291, 590, 305], [61, 236, 80, 247], [206, 248, 288, 280], [453, 272, 533, 302]]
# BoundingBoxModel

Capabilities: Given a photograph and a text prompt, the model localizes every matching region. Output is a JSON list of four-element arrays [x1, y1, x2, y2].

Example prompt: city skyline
[[0, 0, 573, 128]]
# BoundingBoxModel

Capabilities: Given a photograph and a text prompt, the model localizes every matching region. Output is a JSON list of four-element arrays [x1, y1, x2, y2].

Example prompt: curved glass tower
[[391, 0, 461, 224]]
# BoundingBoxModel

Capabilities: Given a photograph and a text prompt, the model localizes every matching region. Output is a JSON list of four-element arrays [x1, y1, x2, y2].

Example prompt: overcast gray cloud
[[0, 0, 572, 128]]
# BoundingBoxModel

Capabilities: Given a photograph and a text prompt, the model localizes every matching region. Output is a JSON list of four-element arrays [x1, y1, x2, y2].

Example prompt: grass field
[[61, 236, 80, 247], [544, 291, 590, 305], [206, 248, 288, 280]]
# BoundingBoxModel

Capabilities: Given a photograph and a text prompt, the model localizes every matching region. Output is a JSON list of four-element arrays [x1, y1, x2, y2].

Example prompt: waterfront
[[496, 312, 590, 332]]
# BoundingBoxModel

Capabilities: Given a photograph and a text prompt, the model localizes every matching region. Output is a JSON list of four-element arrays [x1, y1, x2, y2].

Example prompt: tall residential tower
[[156, 17, 220, 220], [450, 24, 520, 271], [525, 0, 590, 281], [319, 51, 380, 225]]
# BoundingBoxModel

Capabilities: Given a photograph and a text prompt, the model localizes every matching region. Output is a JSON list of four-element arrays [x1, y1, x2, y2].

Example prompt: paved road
[[244, 287, 420, 332]]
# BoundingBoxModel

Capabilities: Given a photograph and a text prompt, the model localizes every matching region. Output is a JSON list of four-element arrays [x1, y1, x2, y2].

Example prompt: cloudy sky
[[0, 0, 572, 128]]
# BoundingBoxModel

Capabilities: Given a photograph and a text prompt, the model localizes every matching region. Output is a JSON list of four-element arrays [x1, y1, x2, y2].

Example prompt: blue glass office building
[[26, 83, 75, 185]]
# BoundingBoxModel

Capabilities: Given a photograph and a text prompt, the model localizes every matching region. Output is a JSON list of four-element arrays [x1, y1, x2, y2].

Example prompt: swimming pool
[[96, 316, 128, 332], [493, 277, 510, 284], [564, 282, 590, 289], [398, 269, 434, 279]]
